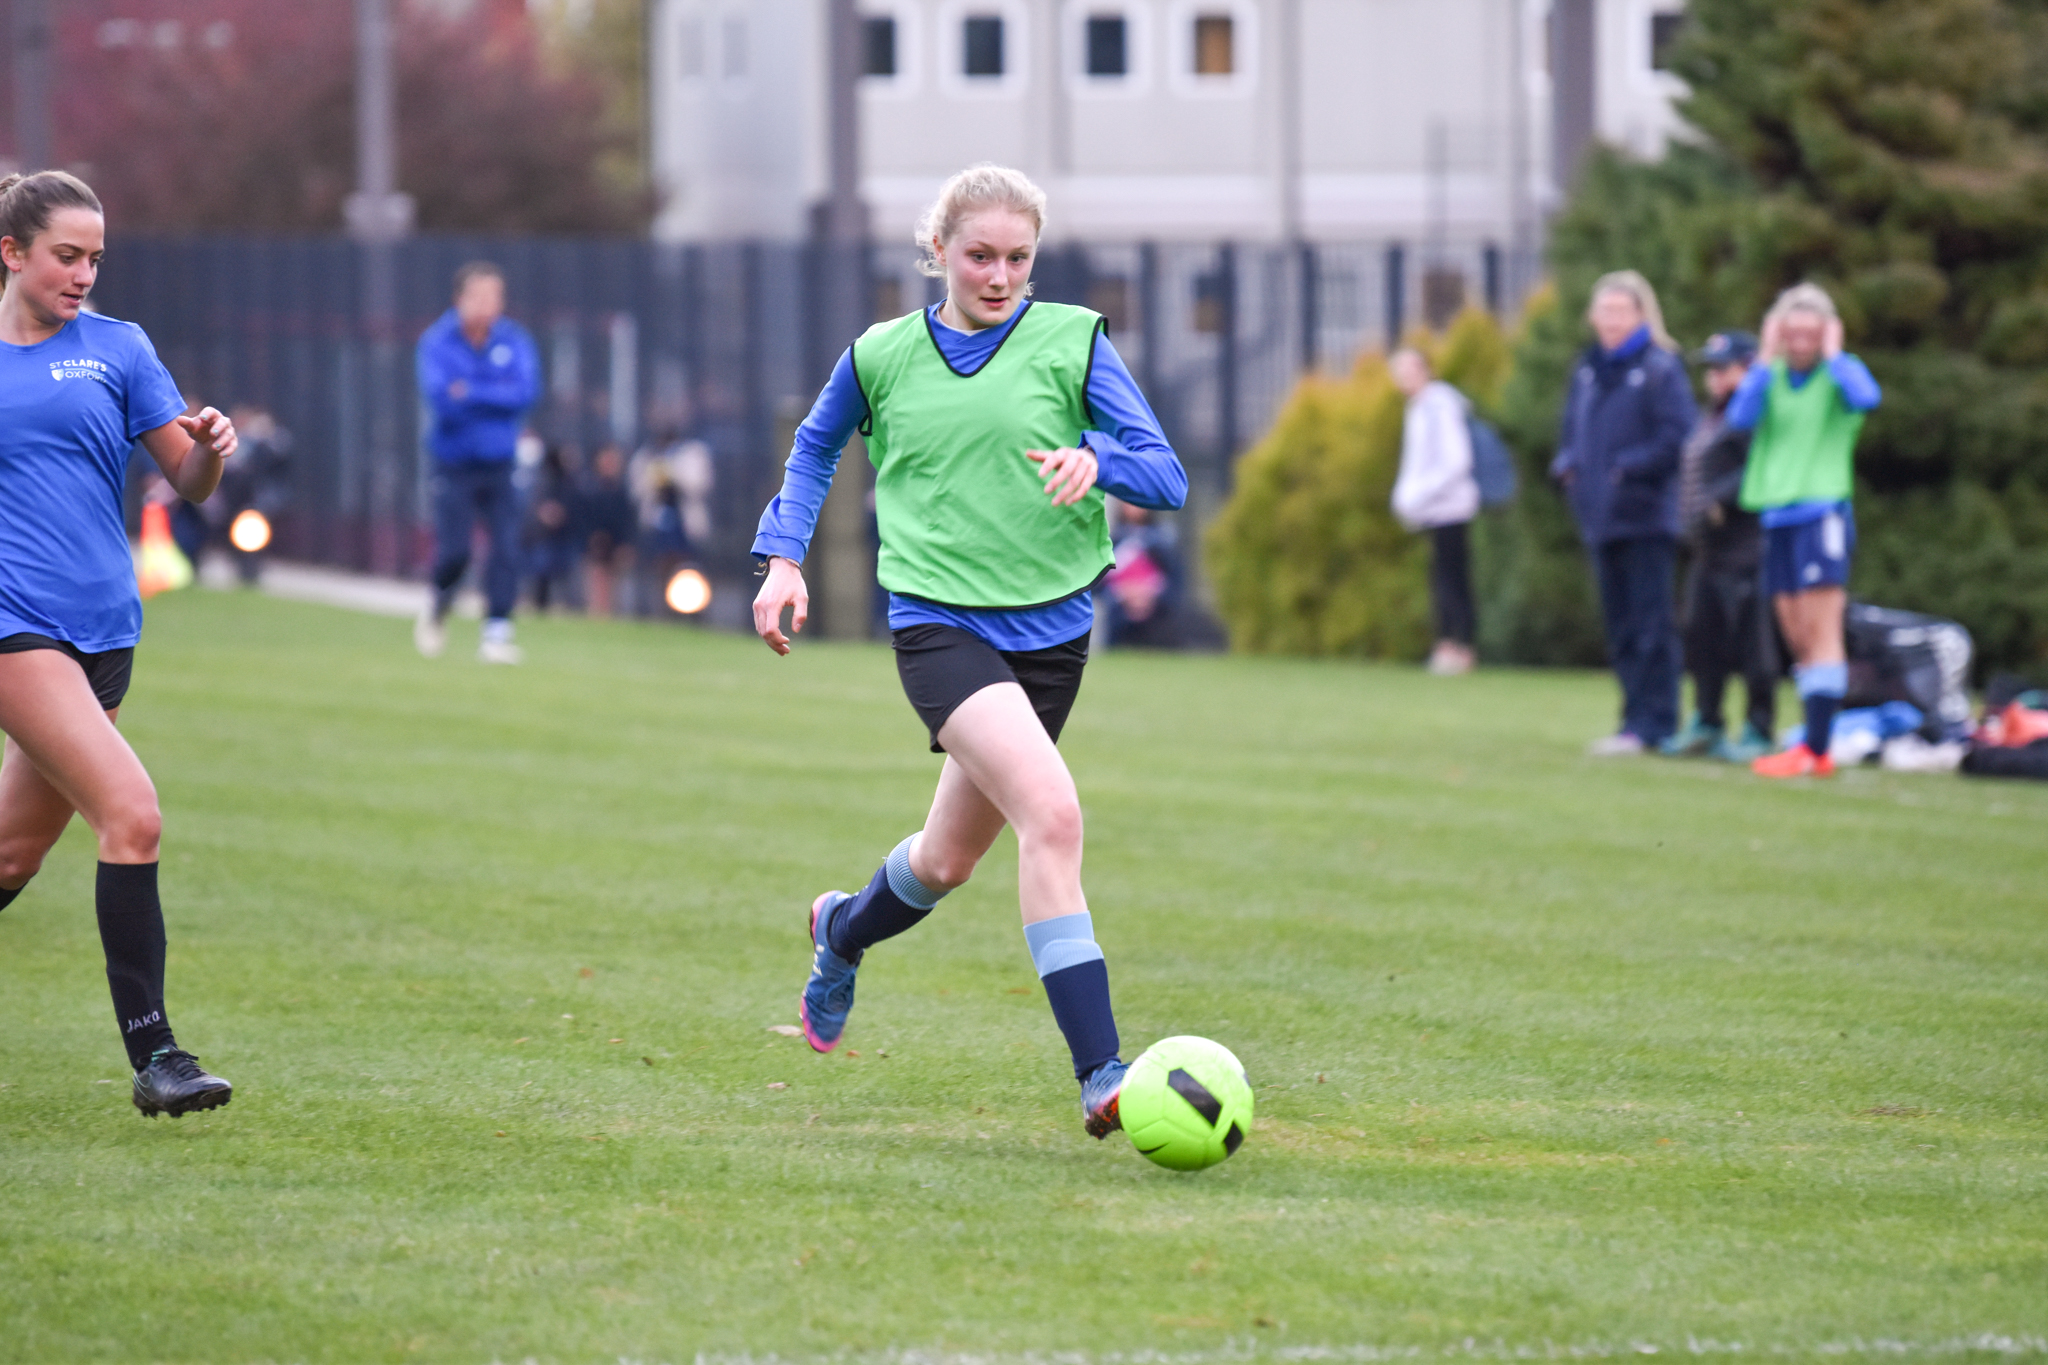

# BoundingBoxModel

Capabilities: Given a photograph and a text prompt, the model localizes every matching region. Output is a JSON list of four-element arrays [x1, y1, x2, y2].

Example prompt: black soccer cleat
[[131, 1048, 233, 1118]]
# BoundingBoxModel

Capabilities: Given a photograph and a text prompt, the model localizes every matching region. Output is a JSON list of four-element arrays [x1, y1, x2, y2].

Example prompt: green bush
[[1205, 310, 1511, 659]]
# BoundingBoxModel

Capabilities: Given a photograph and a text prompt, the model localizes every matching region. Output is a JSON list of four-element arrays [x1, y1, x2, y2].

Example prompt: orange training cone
[[135, 502, 194, 598]]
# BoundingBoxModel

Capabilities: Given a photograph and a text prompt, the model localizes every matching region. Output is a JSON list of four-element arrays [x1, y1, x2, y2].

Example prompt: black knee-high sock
[[1042, 959, 1120, 1081], [0, 881, 23, 912], [96, 862, 175, 1068]]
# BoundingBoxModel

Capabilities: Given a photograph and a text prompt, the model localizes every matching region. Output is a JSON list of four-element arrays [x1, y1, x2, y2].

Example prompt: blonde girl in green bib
[[750, 165, 1188, 1137], [1727, 283, 1883, 778]]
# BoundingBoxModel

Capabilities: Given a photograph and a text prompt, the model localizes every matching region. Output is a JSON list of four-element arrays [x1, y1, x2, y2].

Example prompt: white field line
[[576, 1336, 2048, 1365]]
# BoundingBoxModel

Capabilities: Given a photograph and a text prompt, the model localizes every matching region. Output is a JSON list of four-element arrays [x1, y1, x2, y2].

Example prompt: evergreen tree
[[1492, 0, 2048, 672]]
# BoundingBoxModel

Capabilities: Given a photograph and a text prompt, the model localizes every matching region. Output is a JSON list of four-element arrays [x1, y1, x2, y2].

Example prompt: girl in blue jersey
[[0, 172, 240, 1118], [751, 166, 1187, 1139]]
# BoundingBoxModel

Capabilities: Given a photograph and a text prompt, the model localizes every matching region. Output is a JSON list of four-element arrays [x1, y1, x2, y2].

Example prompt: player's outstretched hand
[[753, 555, 809, 656], [1028, 445, 1098, 508], [178, 407, 238, 462]]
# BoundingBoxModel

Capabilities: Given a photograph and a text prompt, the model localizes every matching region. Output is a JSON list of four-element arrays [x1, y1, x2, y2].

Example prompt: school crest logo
[[49, 357, 111, 384]]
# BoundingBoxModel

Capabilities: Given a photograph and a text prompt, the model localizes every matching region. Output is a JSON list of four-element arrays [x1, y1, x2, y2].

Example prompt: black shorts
[[0, 634, 135, 711], [892, 623, 1089, 753]]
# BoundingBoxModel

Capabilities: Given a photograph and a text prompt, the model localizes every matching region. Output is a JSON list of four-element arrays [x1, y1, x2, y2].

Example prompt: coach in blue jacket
[[414, 261, 542, 664], [1550, 271, 1698, 754]]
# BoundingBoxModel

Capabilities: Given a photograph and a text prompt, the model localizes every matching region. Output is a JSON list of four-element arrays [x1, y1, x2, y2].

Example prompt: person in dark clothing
[[1663, 331, 1778, 762], [1550, 271, 1699, 754], [523, 443, 581, 612], [575, 444, 638, 618]]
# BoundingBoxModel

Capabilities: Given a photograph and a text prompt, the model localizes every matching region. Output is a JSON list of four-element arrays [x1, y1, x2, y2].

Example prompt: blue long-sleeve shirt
[[1727, 353, 1881, 526], [1726, 353, 1882, 432], [753, 301, 1187, 650], [416, 309, 543, 464]]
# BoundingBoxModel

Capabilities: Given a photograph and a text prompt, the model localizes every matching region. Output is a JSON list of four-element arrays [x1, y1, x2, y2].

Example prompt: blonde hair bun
[[914, 164, 1048, 278]]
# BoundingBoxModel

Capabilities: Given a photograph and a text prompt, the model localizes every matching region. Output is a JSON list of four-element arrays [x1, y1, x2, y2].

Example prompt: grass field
[[2, 588, 2044, 1363]]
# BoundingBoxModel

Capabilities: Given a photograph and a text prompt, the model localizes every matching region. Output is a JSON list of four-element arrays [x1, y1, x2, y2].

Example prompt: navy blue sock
[[96, 862, 175, 1069], [828, 835, 943, 961], [1803, 692, 1842, 758], [1796, 661, 1848, 759], [0, 881, 22, 912], [1025, 913, 1121, 1081], [1041, 959, 1121, 1081]]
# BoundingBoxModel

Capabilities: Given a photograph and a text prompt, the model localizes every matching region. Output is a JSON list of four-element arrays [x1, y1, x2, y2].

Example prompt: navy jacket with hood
[[1549, 328, 1698, 545]]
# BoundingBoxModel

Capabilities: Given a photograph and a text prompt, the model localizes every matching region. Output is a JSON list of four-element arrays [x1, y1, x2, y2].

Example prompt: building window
[[864, 15, 898, 76], [1193, 13, 1233, 75], [679, 14, 706, 77], [1085, 14, 1128, 76], [1649, 12, 1686, 70], [722, 13, 749, 79], [963, 14, 1005, 76]]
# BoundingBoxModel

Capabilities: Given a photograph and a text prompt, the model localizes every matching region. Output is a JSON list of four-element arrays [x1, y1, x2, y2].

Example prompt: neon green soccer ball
[[1120, 1036, 1254, 1170]]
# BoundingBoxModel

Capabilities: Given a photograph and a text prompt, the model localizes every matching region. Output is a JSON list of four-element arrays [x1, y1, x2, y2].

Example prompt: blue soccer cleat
[[799, 891, 858, 1053], [1080, 1058, 1129, 1139]]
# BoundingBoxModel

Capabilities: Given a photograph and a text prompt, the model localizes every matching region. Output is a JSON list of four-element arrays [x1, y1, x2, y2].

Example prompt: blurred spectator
[[576, 444, 637, 618], [1733, 283, 1883, 779], [414, 261, 541, 664], [1389, 348, 1480, 675], [1663, 332, 1776, 762], [523, 443, 582, 613], [630, 438, 695, 616], [1101, 499, 1181, 648], [1550, 271, 1698, 755]]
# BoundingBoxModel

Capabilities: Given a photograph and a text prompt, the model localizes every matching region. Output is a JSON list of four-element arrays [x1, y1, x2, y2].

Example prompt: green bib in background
[[853, 301, 1113, 609], [1739, 360, 1864, 511]]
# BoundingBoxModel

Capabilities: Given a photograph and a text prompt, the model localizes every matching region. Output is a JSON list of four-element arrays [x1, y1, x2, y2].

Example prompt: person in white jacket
[[1390, 349, 1480, 674]]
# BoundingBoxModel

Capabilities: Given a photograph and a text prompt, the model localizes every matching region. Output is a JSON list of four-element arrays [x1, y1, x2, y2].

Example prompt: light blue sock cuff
[[1795, 662, 1849, 699], [1024, 912, 1105, 979], [885, 835, 943, 910]]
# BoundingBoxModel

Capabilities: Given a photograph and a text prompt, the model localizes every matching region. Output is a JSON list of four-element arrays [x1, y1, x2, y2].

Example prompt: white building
[[648, 0, 1690, 253]]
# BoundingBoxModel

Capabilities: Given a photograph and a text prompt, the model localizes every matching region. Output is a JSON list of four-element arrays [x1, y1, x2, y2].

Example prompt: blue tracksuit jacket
[[416, 309, 542, 465]]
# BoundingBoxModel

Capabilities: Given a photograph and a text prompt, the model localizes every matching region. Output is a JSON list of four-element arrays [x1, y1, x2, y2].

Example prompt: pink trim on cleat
[[798, 891, 853, 1053]]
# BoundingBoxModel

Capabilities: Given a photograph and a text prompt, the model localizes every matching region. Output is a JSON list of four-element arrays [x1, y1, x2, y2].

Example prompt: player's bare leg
[[0, 652, 230, 1115]]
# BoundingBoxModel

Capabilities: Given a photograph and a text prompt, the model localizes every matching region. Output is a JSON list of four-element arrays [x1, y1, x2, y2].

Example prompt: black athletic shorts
[[892, 623, 1089, 753], [0, 633, 136, 711]]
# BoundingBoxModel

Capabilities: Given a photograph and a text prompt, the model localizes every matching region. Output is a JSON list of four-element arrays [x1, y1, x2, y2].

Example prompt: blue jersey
[[754, 303, 1187, 650], [416, 309, 542, 464], [0, 313, 185, 652]]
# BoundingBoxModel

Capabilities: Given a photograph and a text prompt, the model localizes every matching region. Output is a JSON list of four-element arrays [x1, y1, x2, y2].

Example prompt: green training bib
[[852, 301, 1113, 609], [1739, 360, 1864, 511]]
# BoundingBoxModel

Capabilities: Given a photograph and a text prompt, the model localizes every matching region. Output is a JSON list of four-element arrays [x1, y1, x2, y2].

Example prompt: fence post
[[1484, 243, 1504, 316], [1384, 242, 1406, 349], [1298, 240, 1320, 373], [1217, 242, 1239, 481], [1137, 242, 1162, 401]]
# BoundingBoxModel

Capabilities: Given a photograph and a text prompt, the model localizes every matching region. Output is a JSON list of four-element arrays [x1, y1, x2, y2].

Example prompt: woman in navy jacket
[[1550, 271, 1698, 754]]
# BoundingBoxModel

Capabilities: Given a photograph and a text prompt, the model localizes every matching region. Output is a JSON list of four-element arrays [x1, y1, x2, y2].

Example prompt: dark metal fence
[[94, 232, 1514, 629]]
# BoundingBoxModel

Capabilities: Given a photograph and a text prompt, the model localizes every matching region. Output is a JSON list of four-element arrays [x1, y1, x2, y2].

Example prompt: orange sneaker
[[1752, 746, 1836, 779]]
